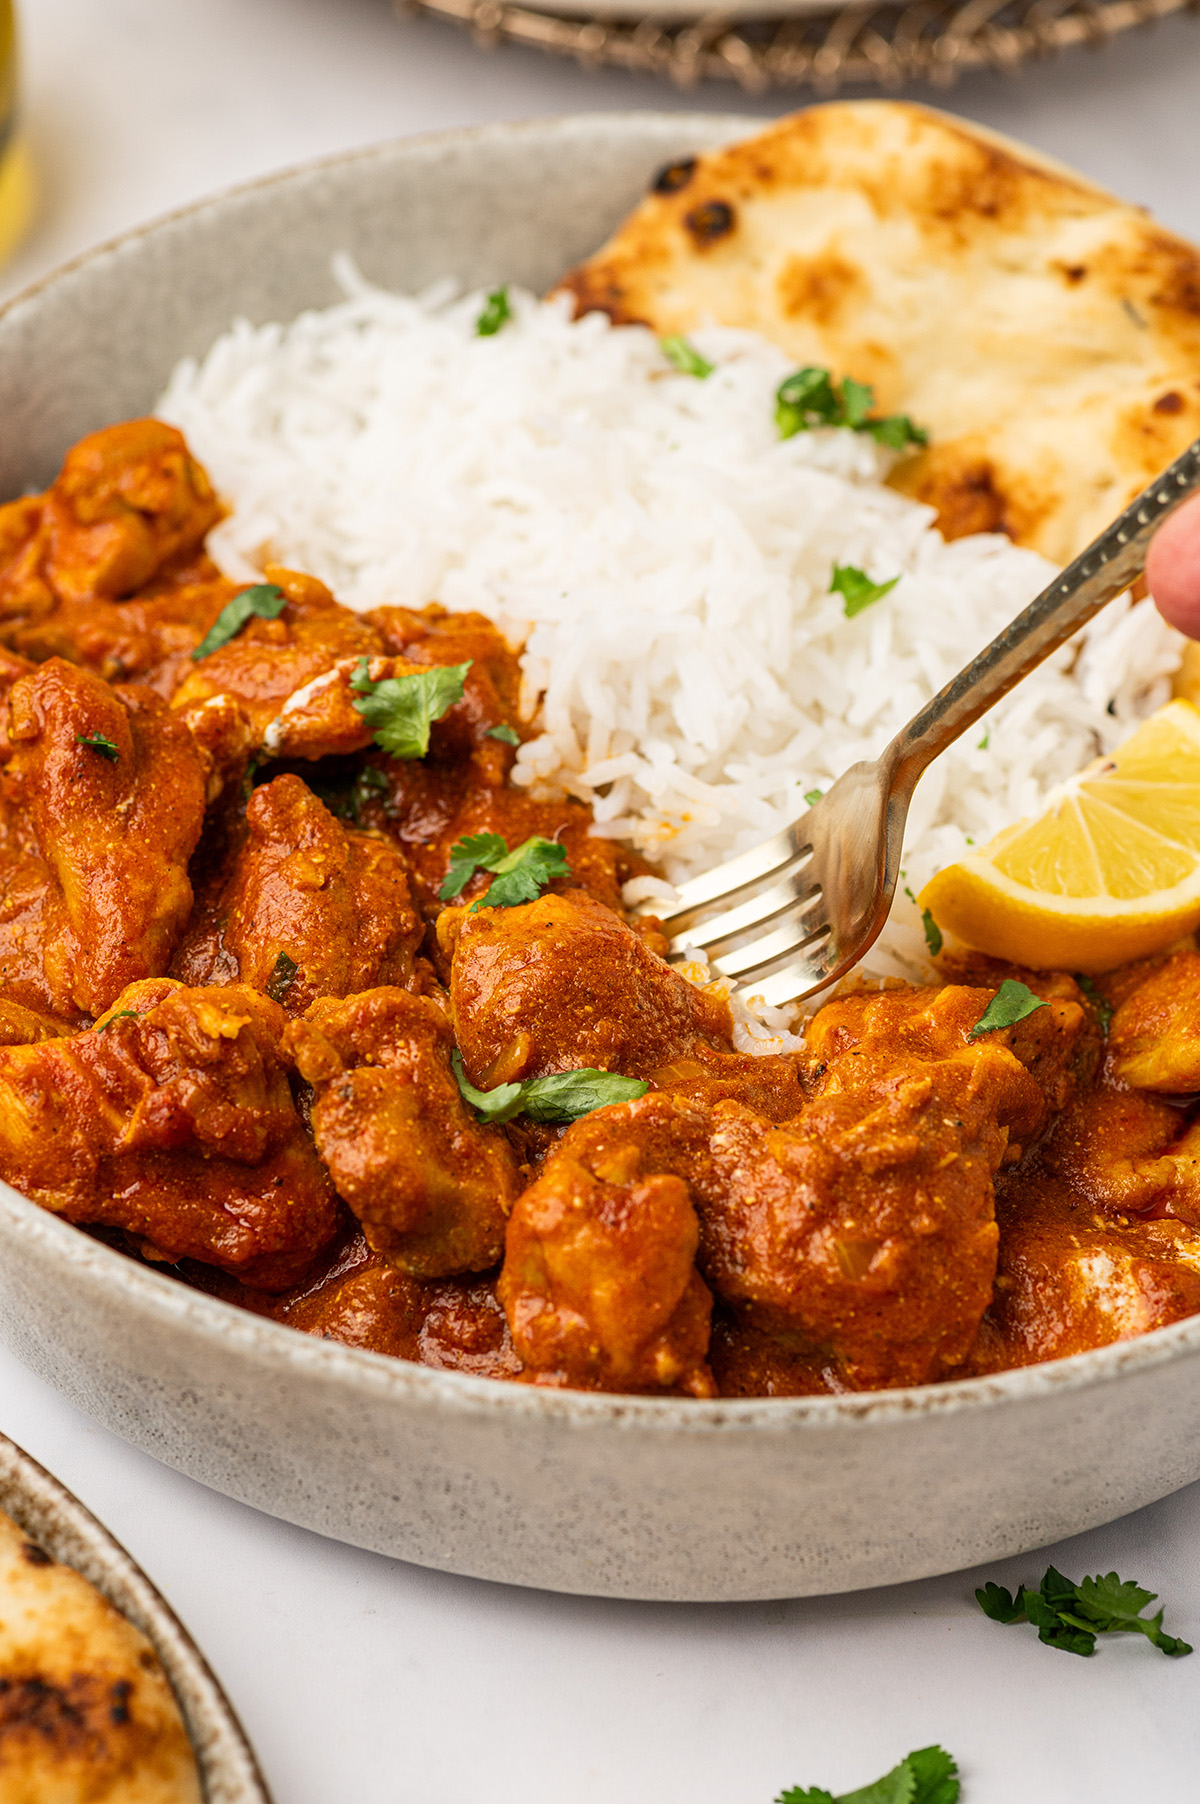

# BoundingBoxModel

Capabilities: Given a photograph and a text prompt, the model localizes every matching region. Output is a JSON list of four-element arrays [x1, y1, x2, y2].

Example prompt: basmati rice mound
[[157, 262, 1185, 1004]]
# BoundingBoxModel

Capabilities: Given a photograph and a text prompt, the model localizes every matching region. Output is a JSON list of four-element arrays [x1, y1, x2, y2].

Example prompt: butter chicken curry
[[0, 420, 1198, 1398]]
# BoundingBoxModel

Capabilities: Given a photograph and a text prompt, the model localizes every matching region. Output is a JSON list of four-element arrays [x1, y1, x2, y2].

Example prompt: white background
[[3, 4, 1200, 1800]]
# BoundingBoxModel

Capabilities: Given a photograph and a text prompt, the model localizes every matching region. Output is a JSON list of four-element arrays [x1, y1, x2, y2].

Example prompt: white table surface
[[3, 4, 1200, 1800]]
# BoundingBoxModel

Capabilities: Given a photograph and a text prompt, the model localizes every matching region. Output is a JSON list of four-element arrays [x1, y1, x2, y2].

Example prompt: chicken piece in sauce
[[500, 1108, 714, 1395], [0, 978, 339, 1286], [445, 887, 732, 1087], [803, 974, 1099, 1159], [286, 987, 517, 1277], [169, 566, 384, 754], [1, 656, 207, 1018], [967, 1166, 1200, 1372], [0, 421, 221, 631], [13, 577, 239, 697], [1108, 951, 1200, 1094], [172, 773, 423, 1011]]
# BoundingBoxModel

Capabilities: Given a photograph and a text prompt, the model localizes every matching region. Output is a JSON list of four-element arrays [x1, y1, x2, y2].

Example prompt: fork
[[637, 435, 1200, 1010]]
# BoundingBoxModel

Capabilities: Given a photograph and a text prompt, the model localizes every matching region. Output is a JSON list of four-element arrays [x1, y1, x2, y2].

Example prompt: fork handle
[[885, 434, 1200, 795]]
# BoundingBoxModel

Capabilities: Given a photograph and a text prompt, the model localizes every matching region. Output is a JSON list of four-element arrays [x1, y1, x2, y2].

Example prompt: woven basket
[[397, 0, 1193, 90]]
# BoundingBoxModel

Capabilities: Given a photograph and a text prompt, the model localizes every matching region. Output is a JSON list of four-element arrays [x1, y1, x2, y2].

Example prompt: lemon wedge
[[919, 698, 1200, 972]]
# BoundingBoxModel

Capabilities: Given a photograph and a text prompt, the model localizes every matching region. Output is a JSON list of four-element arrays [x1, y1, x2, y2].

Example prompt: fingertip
[[1147, 490, 1200, 638]]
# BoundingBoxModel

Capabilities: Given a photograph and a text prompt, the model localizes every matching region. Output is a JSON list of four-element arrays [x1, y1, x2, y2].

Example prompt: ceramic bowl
[[2, 113, 1200, 1604], [0, 1431, 271, 1801]]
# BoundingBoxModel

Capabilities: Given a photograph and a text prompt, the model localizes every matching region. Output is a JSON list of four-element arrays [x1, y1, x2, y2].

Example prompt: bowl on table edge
[[0, 1429, 272, 1802], [1, 112, 1199, 1604]]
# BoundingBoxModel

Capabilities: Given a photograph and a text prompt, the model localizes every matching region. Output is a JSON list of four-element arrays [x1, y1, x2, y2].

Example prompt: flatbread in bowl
[[560, 101, 1200, 566]]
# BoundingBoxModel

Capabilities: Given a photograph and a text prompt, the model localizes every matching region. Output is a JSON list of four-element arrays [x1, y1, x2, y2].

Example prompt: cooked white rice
[[158, 261, 1184, 1002]]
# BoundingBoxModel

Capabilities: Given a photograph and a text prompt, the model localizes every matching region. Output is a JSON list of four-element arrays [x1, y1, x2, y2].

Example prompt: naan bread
[[560, 101, 1200, 565], [0, 1506, 202, 1803]]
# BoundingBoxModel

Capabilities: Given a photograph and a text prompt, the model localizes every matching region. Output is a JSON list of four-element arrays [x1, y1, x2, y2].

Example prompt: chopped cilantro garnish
[[775, 366, 928, 450], [831, 564, 899, 619], [452, 1051, 648, 1125], [904, 887, 943, 957], [76, 733, 119, 762], [440, 831, 571, 910], [660, 335, 714, 378], [475, 285, 512, 336], [977, 729, 990, 751], [97, 1009, 140, 1032], [350, 659, 470, 760], [308, 766, 390, 826], [968, 978, 1047, 1041], [191, 583, 286, 660], [978, 1566, 1192, 1658], [776, 1744, 959, 1804], [1074, 974, 1114, 1034], [486, 723, 521, 746], [265, 951, 299, 1003], [866, 413, 930, 452], [803, 788, 823, 807], [775, 365, 839, 435]]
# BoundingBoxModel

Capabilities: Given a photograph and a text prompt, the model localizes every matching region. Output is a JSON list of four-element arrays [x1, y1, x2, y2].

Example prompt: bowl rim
[[0, 1426, 273, 1802], [3, 108, 1200, 1436], [0, 108, 758, 331]]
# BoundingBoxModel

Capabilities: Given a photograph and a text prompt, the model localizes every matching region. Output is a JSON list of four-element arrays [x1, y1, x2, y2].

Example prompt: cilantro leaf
[[1073, 1572, 1193, 1656], [452, 1054, 525, 1124], [905, 1747, 960, 1804], [76, 732, 120, 761], [479, 839, 572, 910], [904, 886, 943, 957], [775, 366, 928, 449], [350, 659, 470, 759], [804, 788, 823, 806], [265, 951, 298, 1003], [776, 365, 841, 437], [476, 285, 512, 336], [438, 831, 571, 910], [776, 1749, 957, 1804], [452, 1053, 648, 1126], [661, 335, 714, 378], [191, 583, 286, 660], [1074, 974, 1114, 1034], [866, 413, 928, 451], [975, 1581, 1023, 1624], [520, 1070, 650, 1124], [977, 1565, 1191, 1658], [967, 979, 1048, 1041], [839, 375, 874, 429], [487, 722, 521, 745], [308, 765, 390, 826], [839, 1757, 916, 1804], [831, 564, 900, 619], [97, 1009, 140, 1032], [440, 832, 510, 902]]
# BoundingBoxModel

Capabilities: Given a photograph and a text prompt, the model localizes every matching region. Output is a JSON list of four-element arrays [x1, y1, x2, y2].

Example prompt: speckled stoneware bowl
[[2, 114, 1200, 1603], [0, 1431, 271, 1801]]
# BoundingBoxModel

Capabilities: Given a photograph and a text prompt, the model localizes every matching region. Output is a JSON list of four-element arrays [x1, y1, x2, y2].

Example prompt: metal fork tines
[[636, 434, 1200, 1011]]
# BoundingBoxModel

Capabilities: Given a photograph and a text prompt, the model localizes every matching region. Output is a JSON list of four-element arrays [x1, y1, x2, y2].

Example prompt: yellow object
[[0, 1, 33, 270], [919, 699, 1200, 972]]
